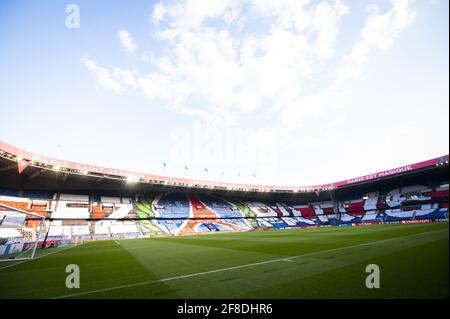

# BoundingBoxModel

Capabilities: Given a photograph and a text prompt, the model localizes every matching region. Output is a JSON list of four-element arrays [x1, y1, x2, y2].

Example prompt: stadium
[[0, 0, 449, 308], [0, 140, 448, 299]]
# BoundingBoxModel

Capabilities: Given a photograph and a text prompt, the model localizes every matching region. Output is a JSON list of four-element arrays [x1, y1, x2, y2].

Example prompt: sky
[[0, 0, 448, 187]]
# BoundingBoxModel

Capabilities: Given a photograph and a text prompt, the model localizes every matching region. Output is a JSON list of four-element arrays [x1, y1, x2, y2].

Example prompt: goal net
[[0, 203, 46, 262]]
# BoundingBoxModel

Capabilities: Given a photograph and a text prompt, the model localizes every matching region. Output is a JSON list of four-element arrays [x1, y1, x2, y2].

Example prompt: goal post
[[0, 203, 46, 262]]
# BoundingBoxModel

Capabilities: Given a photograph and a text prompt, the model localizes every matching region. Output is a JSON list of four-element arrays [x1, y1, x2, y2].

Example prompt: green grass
[[0, 222, 448, 299]]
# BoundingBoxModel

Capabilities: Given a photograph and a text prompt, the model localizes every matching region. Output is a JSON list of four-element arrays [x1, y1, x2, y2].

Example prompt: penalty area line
[[51, 228, 446, 299]]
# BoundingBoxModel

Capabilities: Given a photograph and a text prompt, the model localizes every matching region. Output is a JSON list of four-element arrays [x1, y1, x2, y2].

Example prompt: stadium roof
[[0, 140, 448, 196]]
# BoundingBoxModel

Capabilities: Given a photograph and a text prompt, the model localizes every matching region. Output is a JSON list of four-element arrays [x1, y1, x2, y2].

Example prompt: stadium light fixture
[[53, 165, 61, 172], [126, 174, 139, 183]]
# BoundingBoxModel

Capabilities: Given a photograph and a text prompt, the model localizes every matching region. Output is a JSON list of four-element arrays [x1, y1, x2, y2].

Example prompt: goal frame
[[0, 203, 46, 262]]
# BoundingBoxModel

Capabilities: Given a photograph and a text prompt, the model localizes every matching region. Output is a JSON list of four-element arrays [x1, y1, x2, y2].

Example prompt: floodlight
[[126, 175, 139, 183]]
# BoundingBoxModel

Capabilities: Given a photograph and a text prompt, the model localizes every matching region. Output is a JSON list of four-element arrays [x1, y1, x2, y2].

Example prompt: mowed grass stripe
[[0, 222, 447, 298], [51, 226, 448, 299]]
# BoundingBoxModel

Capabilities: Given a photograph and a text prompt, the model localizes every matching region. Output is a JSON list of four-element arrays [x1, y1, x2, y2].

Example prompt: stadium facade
[[0, 140, 448, 256]]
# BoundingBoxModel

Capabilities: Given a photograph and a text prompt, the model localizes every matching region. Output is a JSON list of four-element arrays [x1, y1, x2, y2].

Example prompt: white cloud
[[82, 58, 124, 93], [335, 0, 415, 87], [311, 0, 350, 59], [361, 0, 415, 50], [286, 0, 417, 134], [111, 68, 138, 89], [151, 0, 238, 40], [117, 29, 137, 54], [151, 2, 167, 25], [86, 0, 415, 130], [142, 0, 348, 124]]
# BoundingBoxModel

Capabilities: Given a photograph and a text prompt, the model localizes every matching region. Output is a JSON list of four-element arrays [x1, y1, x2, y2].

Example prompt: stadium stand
[[0, 139, 448, 248], [1, 181, 448, 242]]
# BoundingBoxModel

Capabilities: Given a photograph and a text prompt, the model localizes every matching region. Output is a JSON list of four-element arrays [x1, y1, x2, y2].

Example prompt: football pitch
[[0, 222, 448, 299]]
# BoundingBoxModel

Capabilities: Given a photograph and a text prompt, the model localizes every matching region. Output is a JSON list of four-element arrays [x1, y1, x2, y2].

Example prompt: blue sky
[[0, 0, 448, 186]]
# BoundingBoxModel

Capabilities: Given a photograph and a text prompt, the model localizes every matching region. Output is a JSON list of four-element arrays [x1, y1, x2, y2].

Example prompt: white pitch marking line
[[0, 244, 81, 271], [115, 240, 120, 246], [51, 228, 446, 299]]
